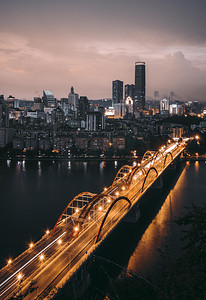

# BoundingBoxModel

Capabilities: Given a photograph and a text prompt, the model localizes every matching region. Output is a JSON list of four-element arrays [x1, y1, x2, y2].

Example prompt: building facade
[[134, 62, 145, 110], [112, 80, 123, 106]]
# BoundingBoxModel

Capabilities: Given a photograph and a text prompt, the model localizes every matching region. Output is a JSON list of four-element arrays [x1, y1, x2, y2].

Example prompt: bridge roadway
[[0, 139, 187, 299]]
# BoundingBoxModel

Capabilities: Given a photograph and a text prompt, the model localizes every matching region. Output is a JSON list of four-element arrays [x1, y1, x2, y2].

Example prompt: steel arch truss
[[94, 196, 131, 244], [141, 150, 156, 164], [51, 192, 96, 235], [141, 167, 158, 192], [126, 165, 146, 189], [153, 150, 163, 162], [163, 152, 173, 167], [79, 192, 115, 222], [112, 165, 133, 187]]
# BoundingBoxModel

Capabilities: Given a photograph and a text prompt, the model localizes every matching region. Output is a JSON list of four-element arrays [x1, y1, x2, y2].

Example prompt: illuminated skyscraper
[[134, 62, 145, 110]]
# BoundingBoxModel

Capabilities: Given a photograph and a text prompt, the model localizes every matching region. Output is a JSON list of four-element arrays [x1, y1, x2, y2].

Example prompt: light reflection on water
[[126, 162, 206, 278], [0, 159, 124, 266]]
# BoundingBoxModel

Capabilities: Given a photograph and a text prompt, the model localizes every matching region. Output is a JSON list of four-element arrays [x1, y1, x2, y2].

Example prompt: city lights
[[29, 243, 34, 249], [74, 226, 79, 232], [17, 273, 22, 281], [46, 230, 50, 235], [7, 259, 12, 265], [57, 239, 62, 245], [39, 254, 44, 261]]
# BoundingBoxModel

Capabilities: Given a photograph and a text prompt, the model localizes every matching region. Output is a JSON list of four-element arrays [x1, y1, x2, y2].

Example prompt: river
[[0, 159, 205, 283]]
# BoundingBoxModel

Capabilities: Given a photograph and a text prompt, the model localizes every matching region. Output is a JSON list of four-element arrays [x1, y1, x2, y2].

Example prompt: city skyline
[[0, 0, 206, 101]]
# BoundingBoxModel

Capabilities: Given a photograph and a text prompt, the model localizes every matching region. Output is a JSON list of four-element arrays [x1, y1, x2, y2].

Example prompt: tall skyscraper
[[134, 62, 145, 110], [0, 95, 4, 127], [125, 84, 135, 100], [78, 96, 90, 121], [112, 80, 123, 106]]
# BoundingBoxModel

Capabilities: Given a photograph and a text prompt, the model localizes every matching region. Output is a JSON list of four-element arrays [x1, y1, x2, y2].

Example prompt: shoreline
[[0, 156, 139, 162]]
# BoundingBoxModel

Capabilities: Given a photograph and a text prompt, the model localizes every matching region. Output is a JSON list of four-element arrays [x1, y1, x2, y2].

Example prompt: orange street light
[[57, 239, 62, 245], [74, 226, 79, 232], [39, 254, 44, 261], [17, 273, 22, 281]]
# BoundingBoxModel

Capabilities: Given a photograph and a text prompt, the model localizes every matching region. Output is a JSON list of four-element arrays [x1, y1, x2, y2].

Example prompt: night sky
[[0, 0, 206, 101]]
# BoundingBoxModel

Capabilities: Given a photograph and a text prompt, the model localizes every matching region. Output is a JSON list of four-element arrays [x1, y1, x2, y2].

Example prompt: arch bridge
[[0, 139, 189, 300], [51, 140, 186, 246]]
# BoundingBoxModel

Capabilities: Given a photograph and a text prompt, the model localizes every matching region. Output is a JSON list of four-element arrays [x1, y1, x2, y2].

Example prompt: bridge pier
[[152, 176, 163, 189], [124, 204, 141, 223]]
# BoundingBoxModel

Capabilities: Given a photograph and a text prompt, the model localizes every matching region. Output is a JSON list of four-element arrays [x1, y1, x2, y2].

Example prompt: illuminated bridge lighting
[[0, 139, 190, 300]]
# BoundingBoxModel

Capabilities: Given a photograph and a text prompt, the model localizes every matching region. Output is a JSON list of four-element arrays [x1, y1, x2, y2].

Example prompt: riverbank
[[0, 155, 139, 162]]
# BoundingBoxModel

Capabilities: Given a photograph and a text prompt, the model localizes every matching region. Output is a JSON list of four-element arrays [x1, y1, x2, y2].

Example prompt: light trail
[[0, 231, 66, 288], [0, 280, 18, 298]]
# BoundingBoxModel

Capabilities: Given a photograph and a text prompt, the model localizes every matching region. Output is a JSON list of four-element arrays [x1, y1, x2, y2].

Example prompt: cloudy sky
[[0, 0, 206, 101]]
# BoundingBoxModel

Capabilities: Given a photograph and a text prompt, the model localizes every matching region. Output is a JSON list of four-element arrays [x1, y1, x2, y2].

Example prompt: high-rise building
[[0, 95, 4, 127], [78, 96, 90, 120], [42, 90, 56, 107], [5, 95, 19, 108], [0, 95, 9, 128], [134, 62, 145, 110], [68, 86, 79, 110], [51, 107, 65, 124], [114, 103, 125, 119], [86, 111, 105, 131], [169, 103, 184, 116], [160, 98, 170, 114], [112, 80, 123, 106], [125, 84, 135, 100]]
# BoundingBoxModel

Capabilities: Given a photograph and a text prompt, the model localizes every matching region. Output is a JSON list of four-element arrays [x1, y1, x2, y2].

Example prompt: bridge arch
[[126, 165, 146, 189], [141, 150, 155, 163], [153, 150, 163, 162], [51, 192, 95, 235], [94, 196, 131, 244], [79, 192, 114, 221], [163, 152, 173, 167], [112, 165, 133, 187], [141, 167, 158, 193]]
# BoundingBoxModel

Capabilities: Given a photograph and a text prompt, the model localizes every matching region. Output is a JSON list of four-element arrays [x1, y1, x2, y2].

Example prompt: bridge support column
[[152, 176, 163, 189], [124, 204, 141, 223], [168, 162, 176, 170]]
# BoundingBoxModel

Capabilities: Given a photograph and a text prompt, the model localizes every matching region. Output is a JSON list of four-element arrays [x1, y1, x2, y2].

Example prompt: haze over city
[[0, 0, 206, 101]]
